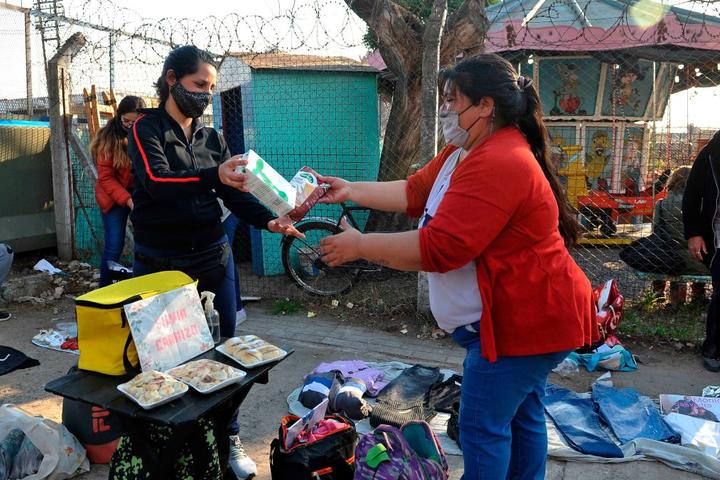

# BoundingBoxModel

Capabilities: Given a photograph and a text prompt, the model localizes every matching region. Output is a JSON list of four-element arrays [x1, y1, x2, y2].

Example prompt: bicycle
[[281, 203, 385, 296]]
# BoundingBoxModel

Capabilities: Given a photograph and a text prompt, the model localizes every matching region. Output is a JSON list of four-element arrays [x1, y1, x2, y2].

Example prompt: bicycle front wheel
[[281, 221, 357, 296]]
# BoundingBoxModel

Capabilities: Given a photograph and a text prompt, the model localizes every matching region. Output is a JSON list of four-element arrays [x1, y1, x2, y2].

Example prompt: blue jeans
[[132, 235, 239, 435], [451, 325, 570, 480], [222, 214, 243, 312], [100, 206, 130, 287]]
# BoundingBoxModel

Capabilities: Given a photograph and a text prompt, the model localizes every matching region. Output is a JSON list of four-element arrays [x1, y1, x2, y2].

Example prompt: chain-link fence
[[1, 0, 719, 307]]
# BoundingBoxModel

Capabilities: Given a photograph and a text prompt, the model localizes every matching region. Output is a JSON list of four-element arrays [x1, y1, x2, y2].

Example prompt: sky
[[0, 0, 718, 128]]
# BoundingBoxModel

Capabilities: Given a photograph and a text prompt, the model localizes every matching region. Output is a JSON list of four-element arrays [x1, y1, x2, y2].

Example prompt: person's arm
[[97, 154, 131, 207], [317, 175, 407, 212], [128, 117, 221, 200], [350, 181, 408, 212], [320, 225, 423, 270], [320, 148, 527, 272], [317, 146, 456, 215]]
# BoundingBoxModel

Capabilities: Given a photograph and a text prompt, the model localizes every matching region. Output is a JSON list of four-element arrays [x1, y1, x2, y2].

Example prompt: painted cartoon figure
[[550, 63, 586, 115], [555, 142, 586, 207], [586, 131, 613, 190], [611, 66, 647, 116]]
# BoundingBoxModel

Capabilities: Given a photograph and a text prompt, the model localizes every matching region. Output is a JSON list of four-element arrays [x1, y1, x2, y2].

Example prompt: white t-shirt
[[419, 149, 483, 332]]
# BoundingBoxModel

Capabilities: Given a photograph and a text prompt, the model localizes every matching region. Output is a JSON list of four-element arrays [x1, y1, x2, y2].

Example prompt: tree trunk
[[420, 0, 448, 163], [345, 0, 488, 234], [417, 0, 448, 315]]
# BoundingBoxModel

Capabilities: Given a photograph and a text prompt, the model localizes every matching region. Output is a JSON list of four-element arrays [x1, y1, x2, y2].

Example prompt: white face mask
[[439, 109, 469, 147], [439, 104, 484, 147]]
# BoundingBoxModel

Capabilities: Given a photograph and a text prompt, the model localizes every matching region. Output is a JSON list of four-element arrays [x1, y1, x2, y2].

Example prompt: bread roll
[[237, 348, 263, 365], [258, 344, 283, 360]]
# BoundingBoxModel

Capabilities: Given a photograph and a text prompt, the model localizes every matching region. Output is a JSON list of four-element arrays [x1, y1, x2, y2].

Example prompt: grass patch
[[272, 298, 303, 316], [622, 293, 706, 343]]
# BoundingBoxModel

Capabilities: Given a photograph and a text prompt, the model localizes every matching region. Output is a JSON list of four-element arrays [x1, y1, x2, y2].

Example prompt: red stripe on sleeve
[[132, 114, 201, 183]]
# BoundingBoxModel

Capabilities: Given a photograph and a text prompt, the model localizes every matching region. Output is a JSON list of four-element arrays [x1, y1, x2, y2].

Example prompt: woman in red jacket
[[318, 54, 597, 479], [91, 95, 145, 287]]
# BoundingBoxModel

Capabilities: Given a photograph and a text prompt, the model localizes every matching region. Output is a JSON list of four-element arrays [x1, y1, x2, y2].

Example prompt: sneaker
[[0, 311, 10, 322], [236, 308, 247, 326], [228, 435, 256, 479], [704, 357, 720, 373]]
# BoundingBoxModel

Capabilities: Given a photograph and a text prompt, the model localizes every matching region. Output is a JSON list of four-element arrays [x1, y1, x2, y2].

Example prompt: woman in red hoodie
[[91, 95, 145, 287], [318, 54, 597, 479]]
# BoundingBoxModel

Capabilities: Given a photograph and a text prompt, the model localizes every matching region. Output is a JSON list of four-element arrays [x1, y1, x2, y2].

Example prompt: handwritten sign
[[124, 284, 214, 372]]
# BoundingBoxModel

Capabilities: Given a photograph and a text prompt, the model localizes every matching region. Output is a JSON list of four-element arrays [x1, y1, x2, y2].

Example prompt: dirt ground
[[1, 271, 719, 479]]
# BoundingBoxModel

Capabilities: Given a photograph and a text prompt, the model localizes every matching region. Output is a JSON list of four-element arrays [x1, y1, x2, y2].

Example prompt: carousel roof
[[486, 0, 720, 59]]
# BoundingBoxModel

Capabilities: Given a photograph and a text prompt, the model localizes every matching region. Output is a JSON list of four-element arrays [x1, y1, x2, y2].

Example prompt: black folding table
[[45, 345, 293, 479]]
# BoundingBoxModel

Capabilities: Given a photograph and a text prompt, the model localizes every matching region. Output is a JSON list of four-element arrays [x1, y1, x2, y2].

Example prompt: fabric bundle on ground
[[313, 360, 386, 397], [370, 365, 442, 428], [592, 383, 679, 444], [331, 377, 372, 420], [544, 385, 624, 458], [299, 370, 343, 409], [0, 347, 39, 376]]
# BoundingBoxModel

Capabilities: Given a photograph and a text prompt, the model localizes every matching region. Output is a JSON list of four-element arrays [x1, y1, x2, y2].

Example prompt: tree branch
[[346, 0, 424, 78], [440, 0, 488, 64]]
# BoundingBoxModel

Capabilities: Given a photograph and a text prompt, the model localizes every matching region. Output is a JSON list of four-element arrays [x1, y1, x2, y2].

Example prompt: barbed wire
[[57, 0, 368, 56]]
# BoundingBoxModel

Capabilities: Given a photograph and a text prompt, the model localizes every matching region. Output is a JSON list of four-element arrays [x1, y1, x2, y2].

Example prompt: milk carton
[[235, 150, 327, 221]]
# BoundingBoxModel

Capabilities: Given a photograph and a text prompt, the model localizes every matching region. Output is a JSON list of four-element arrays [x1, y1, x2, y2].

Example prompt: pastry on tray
[[168, 359, 244, 391], [222, 336, 286, 366], [121, 370, 187, 405]]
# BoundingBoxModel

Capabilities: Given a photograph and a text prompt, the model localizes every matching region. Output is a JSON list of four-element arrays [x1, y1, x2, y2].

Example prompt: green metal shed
[[215, 52, 381, 276], [0, 119, 54, 252]]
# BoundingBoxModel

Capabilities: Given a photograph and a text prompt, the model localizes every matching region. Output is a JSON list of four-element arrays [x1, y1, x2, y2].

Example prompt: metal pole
[[109, 32, 114, 90], [24, 10, 33, 116]]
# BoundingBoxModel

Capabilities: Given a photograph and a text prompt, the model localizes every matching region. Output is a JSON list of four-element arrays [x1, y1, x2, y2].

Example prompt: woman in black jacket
[[128, 45, 299, 479], [683, 130, 720, 371]]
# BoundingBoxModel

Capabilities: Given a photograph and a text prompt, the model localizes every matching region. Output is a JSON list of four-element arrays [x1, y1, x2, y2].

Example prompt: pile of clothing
[[295, 360, 463, 451], [544, 382, 679, 458]]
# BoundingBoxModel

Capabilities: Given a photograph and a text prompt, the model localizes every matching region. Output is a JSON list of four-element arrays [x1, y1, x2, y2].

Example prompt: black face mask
[[170, 82, 212, 119]]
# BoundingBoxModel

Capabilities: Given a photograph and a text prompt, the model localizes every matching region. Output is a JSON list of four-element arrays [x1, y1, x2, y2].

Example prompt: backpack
[[270, 414, 357, 479], [354, 421, 448, 480]]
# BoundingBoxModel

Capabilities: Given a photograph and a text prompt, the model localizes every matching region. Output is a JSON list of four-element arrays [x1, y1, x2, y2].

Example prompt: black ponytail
[[441, 53, 579, 247]]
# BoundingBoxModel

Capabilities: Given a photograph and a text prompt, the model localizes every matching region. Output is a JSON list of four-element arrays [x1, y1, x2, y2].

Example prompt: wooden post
[[417, 0, 448, 316], [48, 32, 87, 260]]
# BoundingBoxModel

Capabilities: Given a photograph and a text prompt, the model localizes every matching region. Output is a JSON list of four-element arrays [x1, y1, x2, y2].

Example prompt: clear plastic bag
[[552, 356, 579, 377], [0, 405, 89, 480]]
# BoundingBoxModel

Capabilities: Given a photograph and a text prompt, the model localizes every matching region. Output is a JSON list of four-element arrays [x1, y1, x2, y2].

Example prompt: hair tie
[[517, 75, 533, 91]]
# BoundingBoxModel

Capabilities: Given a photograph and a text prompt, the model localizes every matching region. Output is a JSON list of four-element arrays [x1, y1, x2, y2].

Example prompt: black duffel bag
[[270, 414, 357, 480]]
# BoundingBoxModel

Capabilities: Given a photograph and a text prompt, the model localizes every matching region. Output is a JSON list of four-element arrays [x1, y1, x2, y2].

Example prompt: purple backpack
[[354, 421, 449, 480]]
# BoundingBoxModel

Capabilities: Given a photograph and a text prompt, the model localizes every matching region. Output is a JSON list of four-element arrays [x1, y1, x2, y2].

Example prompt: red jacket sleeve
[[405, 146, 458, 218], [419, 145, 533, 273], [97, 154, 131, 207]]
